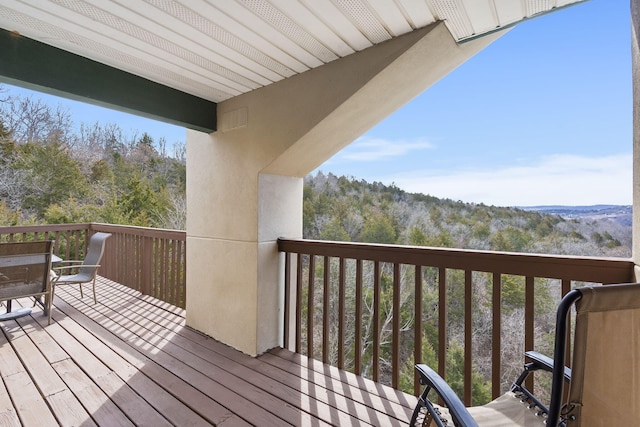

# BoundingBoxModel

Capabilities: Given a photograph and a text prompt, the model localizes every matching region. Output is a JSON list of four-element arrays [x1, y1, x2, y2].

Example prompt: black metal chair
[[411, 282, 640, 426]]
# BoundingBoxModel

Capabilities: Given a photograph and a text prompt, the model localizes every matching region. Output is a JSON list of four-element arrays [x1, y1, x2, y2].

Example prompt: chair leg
[[92, 278, 97, 304], [79, 283, 84, 299], [46, 293, 51, 325]]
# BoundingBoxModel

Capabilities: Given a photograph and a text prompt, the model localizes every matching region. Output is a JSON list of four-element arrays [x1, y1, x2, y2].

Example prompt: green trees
[[360, 213, 397, 243], [0, 89, 186, 229], [303, 172, 631, 258], [15, 141, 89, 216], [300, 172, 630, 400]]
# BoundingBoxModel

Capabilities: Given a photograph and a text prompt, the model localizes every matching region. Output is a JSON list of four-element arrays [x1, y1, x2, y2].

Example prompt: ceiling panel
[[0, 0, 587, 104]]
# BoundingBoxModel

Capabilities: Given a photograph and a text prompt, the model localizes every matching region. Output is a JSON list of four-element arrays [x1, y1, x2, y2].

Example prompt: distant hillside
[[520, 205, 632, 227], [305, 172, 631, 258]]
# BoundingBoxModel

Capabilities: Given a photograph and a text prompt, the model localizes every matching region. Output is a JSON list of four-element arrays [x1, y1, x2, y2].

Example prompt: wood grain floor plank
[[92, 279, 415, 426], [3, 372, 58, 427], [52, 358, 134, 427], [90, 285, 395, 426], [0, 375, 21, 426], [55, 287, 283, 427], [29, 308, 174, 427], [0, 277, 413, 426]]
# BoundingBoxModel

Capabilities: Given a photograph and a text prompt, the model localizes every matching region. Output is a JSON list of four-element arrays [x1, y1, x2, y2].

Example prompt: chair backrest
[[79, 232, 111, 278], [0, 241, 53, 300], [553, 283, 640, 426]]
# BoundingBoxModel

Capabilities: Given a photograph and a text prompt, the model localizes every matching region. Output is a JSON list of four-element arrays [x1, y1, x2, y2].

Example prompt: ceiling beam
[[0, 28, 216, 133]]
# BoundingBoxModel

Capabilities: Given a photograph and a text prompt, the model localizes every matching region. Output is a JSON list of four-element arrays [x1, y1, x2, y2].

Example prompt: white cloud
[[336, 137, 434, 162], [382, 153, 632, 207]]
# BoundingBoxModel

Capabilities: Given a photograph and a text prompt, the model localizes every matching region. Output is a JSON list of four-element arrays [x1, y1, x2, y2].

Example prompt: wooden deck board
[[5, 319, 95, 427], [98, 284, 415, 425], [0, 376, 21, 426], [90, 286, 390, 426], [0, 277, 416, 426]]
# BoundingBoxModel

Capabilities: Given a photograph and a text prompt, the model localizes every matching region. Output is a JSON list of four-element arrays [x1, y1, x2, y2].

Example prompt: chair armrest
[[415, 364, 479, 427], [56, 260, 84, 265], [525, 351, 571, 382], [52, 264, 101, 273]]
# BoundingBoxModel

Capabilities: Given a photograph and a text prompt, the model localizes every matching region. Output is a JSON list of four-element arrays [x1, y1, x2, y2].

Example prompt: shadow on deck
[[0, 277, 416, 426]]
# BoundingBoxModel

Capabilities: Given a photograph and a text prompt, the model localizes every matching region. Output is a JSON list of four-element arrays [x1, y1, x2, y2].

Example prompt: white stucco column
[[186, 22, 502, 356]]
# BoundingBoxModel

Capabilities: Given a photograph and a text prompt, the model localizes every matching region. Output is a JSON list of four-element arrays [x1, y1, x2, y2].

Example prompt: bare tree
[[1, 95, 74, 144], [157, 193, 186, 230]]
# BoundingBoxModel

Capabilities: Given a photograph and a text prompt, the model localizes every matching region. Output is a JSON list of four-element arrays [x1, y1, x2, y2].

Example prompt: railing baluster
[[307, 254, 316, 359], [142, 235, 152, 296], [284, 252, 291, 350], [296, 253, 303, 353], [170, 239, 178, 305], [322, 256, 330, 364], [525, 276, 535, 392], [562, 279, 572, 369], [338, 257, 346, 369], [492, 272, 502, 399], [392, 262, 401, 389], [438, 267, 447, 381], [414, 265, 423, 395], [464, 270, 473, 406], [159, 238, 166, 301], [354, 259, 363, 375], [373, 261, 381, 382]]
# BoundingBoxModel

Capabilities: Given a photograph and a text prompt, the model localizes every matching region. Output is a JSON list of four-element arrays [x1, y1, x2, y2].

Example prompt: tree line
[[0, 87, 186, 229], [304, 171, 630, 258]]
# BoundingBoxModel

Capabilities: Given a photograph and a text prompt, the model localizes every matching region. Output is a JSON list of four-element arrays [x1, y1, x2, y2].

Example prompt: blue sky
[[2, 0, 631, 207], [321, 0, 632, 207]]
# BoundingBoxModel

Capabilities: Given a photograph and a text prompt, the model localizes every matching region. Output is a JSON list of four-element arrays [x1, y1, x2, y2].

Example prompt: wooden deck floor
[[0, 277, 416, 426]]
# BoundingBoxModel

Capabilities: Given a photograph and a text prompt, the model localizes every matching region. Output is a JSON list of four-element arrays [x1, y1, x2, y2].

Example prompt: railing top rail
[[89, 223, 186, 240], [278, 238, 634, 284], [0, 223, 91, 233], [0, 223, 186, 241]]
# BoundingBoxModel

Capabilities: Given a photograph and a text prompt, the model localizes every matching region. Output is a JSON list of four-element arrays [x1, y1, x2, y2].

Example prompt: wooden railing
[[1, 224, 635, 403], [278, 238, 635, 403], [0, 223, 186, 308]]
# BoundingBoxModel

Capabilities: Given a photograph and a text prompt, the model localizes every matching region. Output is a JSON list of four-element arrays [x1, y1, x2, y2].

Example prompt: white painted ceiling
[[0, 0, 586, 103]]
